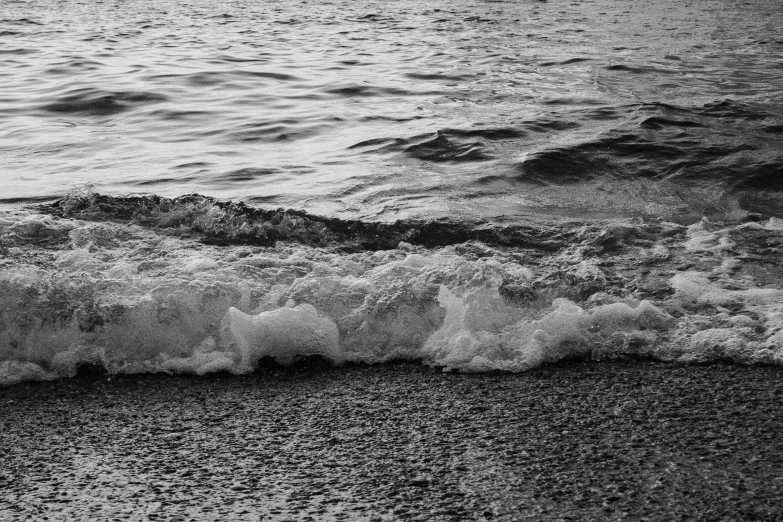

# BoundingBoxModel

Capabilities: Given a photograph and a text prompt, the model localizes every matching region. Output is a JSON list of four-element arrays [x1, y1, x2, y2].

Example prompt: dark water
[[2, 0, 782, 221], [1, 0, 783, 385]]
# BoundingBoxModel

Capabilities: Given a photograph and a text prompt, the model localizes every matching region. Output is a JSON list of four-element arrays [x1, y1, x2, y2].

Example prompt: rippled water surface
[[3, 0, 783, 387], [2, 0, 783, 221]]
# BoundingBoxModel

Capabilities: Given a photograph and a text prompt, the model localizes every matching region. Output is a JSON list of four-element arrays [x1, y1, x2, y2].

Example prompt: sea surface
[[1, 0, 783, 385]]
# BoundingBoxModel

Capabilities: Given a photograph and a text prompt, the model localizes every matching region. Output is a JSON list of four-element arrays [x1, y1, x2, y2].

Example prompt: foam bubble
[[765, 217, 783, 231], [684, 328, 752, 362], [684, 218, 735, 253], [160, 337, 237, 375], [0, 360, 54, 387], [224, 304, 341, 367], [423, 285, 674, 372]]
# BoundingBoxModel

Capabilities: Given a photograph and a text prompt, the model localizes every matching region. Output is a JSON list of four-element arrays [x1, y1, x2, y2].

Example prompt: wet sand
[[1, 360, 783, 521]]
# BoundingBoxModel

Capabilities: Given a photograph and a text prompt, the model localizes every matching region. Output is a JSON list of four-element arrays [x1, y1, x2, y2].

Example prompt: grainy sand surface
[[2, 360, 783, 521]]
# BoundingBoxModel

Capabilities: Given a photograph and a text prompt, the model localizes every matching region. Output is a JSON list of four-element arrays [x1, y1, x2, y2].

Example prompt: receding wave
[[1, 191, 782, 386]]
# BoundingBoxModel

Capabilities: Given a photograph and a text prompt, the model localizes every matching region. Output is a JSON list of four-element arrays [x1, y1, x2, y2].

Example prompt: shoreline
[[2, 360, 783, 521]]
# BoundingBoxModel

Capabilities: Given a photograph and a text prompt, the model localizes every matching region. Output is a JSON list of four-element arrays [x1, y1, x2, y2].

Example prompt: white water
[[2, 209, 782, 386]]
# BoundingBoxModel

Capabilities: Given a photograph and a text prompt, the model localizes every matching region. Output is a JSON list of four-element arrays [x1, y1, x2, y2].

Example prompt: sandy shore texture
[[2, 360, 783, 521]]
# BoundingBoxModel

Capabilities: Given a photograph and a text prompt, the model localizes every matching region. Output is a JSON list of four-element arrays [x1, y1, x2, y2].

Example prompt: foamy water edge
[[2, 193, 782, 386]]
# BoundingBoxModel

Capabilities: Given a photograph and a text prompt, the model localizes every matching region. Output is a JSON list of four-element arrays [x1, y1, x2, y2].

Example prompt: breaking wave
[[2, 192, 782, 386]]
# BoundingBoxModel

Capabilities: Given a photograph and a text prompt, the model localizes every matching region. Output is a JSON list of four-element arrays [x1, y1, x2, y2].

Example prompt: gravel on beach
[[2, 360, 783, 521]]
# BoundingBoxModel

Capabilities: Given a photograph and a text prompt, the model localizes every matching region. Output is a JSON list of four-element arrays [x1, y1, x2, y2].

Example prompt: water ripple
[[0, 0, 781, 222]]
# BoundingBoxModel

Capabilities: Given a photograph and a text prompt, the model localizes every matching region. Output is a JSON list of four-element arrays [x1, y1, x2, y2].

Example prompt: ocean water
[[1, 0, 782, 385]]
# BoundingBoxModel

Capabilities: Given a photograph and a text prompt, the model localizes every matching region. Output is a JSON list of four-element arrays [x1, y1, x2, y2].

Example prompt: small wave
[[358, 115, 425, 123], [403, 133, 492, 162], [182, 72, 226, 86], [403, 72, 474, 82], [349, 132, 482, 161], [699, 99, 767, 119], [174, 162, 213, 169], [246, 71, 303, 81], [44, 59, 103, 73], [147, 108, 214, 121], [217, 168, 281, 182], [604, 64, 677, 75], [223, 119, 324, 143], [514, 149, 597, 185], [1, 17, 43, 25], [348, 137, 408, 151], [502, 101, 783, 217], [0, 195, 59, 205], [580, 107, 625, 121], [39, 88, 168, 116], [134, 177, 196, 187], [441, 127, 526, 140], [0, 48, 36, 55], [639, 117, 704, 130], [521, 119, 581, 132], [349, 128, 522, 162], [350, 13, 396, 23], [161, 70, 303, 83], [39, 191, 570, 251], [539, 57, 592, 66], [542, 98, 605, 106], [323, 84, 422, 98]]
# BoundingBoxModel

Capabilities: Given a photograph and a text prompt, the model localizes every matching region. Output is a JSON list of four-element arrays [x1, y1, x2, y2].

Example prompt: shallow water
[[2, 0, 782, 221], [1, 0, 783, 385]]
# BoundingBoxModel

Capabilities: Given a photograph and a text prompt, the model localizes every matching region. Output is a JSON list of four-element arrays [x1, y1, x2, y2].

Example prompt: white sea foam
[[224, 303, 341, 367], [423, 287, 673, 372], [1, 212, 783, 385], [684, 218, 735, 253]]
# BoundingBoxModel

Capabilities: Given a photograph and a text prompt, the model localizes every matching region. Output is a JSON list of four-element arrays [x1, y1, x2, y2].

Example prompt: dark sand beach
[[2, 360, 783, 521]]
